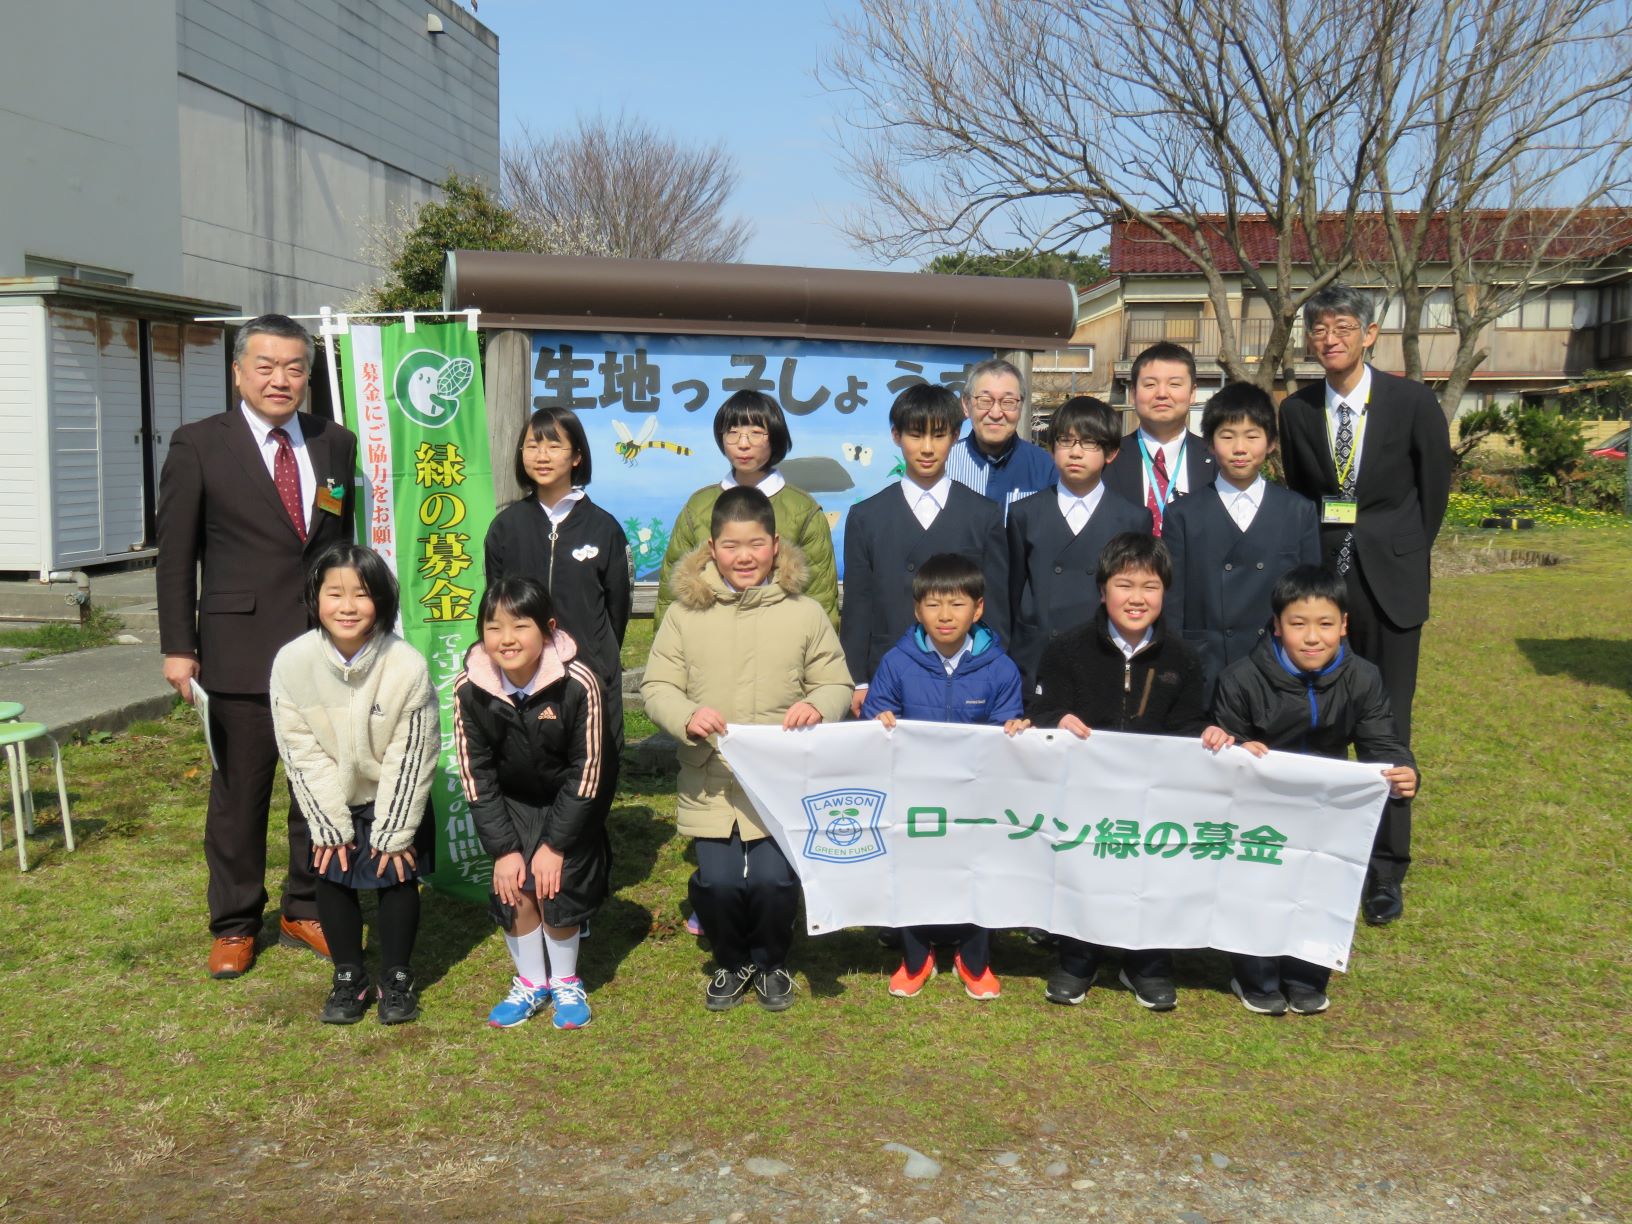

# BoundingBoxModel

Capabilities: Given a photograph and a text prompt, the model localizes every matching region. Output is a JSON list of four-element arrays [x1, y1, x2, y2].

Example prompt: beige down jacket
[[641, 543, 854, 841]]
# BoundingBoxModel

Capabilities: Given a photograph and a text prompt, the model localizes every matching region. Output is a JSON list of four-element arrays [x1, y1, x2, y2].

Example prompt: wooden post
[[1002, 348, 1037, 441], [484, 329, 532, 505]]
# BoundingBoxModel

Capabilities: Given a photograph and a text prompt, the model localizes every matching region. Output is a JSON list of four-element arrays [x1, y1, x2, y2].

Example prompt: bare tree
[[825, 0, 1416, 390], [502, 114, 753, 263], [1365, 0, 1632, 418]]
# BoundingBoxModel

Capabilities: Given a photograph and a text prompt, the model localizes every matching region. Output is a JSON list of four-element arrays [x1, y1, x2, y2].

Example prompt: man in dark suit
[[157, 314, 358, 978], [1278, 285, 1452, 926], [1101, 341, 1216, 535]]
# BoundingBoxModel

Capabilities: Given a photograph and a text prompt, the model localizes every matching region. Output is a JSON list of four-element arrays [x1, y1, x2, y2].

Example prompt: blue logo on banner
[[801, 788, 888, 864]]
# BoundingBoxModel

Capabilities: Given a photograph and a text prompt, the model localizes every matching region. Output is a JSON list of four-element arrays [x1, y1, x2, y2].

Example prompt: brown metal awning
[[442, 251, 1078, 349]]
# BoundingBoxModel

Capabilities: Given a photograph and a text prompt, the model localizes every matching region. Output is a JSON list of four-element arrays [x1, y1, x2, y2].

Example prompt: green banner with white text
[[339, 321, 494, 902]]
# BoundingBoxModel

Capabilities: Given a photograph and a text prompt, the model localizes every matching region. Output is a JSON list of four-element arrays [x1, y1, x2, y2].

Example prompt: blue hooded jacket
[[861, 623, 1025, 725]]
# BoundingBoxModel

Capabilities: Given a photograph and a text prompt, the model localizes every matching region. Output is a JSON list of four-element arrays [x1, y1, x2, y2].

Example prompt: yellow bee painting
[[612, 418, 693, 466]]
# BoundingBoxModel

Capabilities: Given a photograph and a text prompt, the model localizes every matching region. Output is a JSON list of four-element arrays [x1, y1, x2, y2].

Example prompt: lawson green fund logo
[[801, 788, 887, 864], [393, 349, 476, 429]]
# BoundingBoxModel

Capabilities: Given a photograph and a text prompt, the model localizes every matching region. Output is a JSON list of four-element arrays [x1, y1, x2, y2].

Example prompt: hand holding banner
[[719, 721, 1391, 971]]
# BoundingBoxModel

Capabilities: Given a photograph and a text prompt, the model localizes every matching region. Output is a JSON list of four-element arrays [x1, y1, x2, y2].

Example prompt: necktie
[[1333, 405, 1355, 574], [271, 427, 307, 542], [1147, 445, 1171, 536]]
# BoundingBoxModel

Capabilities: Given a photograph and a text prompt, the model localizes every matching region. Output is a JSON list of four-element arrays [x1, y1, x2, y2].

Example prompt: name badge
[[315, 479, 345, 516], [1321, 497, 1358, 525]]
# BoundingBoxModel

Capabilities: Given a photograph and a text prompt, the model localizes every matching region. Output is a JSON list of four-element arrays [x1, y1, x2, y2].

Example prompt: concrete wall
[[175, 0, 501, 314], [0, 0, 184, 291]]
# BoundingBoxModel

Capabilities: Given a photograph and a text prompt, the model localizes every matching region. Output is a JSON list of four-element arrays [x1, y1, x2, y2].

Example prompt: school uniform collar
[[537, 487, 585, 528], [933, 634, 973, 675], [1213, 473, 1266, 510], [1324, 364, 1373, 417], [721, 469, 786, 497], [241, 400, 305, 448], [1108, 621, 1154, 660], [900, 472, 952, 513], [1056, 482, 1106, 526]]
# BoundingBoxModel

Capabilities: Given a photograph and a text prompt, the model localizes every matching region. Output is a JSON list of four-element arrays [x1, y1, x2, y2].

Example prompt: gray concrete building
[[0, 0, 499, 575]]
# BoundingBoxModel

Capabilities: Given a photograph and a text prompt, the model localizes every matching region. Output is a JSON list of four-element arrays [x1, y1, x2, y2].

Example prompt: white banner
[[719, 722, 1392, 971]]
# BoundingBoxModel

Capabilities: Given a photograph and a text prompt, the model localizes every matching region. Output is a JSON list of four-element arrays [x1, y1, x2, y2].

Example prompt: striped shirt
[[945, 433, 1057, 518]]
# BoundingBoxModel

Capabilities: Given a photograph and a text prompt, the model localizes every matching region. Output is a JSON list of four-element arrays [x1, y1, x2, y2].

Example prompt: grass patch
[[620, 613, 654, 669], [0, 532, 1627, 1215], [0, 606, 124, 658]]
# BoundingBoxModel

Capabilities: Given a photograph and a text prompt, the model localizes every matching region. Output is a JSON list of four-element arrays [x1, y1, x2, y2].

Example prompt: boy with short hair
[[1163, 382, 1321, 703], [641, 486, 854, 1013], [862, 553, 1026, 999], [1205, 564, 1418, 1017], [1018, 533, 1207, 1012], [842, 384, 1009, 716], [1007, 395, 1152, 689]]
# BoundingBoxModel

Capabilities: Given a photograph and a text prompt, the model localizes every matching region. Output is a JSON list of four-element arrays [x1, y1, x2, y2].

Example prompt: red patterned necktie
[[270, 427, 307, 541], [1148, 445, 1171, 536]]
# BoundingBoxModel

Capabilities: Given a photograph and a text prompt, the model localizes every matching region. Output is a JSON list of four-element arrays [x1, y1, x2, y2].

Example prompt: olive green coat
[[641, 543, 854, 841], [654, 481, 839, 629]]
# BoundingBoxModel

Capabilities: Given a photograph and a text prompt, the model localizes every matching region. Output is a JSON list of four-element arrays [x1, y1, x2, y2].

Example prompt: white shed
[[0, 278, 236, 577]]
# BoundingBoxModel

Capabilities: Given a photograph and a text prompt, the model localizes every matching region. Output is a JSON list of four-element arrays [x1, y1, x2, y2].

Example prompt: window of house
[[1421, 289, 1455, 330], [24, 255, 132, 286], [1035, 346, 1094, 371]]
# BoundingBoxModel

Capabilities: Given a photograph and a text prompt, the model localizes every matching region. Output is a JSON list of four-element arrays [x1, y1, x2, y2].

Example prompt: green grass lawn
[[1, 528, 1628, 1215], [0, 606, 124, 659]]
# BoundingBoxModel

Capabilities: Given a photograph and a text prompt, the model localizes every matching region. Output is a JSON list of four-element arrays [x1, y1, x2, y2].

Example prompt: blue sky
[[470, 0, 909, 271]]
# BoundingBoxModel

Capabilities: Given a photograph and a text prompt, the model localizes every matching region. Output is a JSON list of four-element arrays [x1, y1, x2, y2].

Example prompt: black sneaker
[[1362, 880, 1404, 926], [377, 966, 420, 1025], [1044, 968, 1094, 1005], [1025, 928, 1060, 949], [321, 965, 372, 1025], [755, 967, 796, 1012], [705, 965, 756, 1012], [1119, 969, 1178, 1012], [1230, 978, 1288, 1016], [876, 928, 903, 950], [1286, 983, 1330, 1015]]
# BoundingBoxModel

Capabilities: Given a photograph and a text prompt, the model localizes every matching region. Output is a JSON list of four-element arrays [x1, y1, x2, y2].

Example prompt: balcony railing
[[1120, 317, 1285, 362]]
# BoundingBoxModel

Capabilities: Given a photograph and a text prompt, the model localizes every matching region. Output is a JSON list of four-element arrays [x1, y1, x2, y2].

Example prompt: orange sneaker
[[888, 958, 937, 997], [955, 954, 1001, 1000]]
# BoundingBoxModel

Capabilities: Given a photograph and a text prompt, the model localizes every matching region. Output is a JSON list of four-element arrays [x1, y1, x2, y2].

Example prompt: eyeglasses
[[521, 440, 573, 457], [1307, 323, 1363, 340], [971, 394, 1023, 413], [1053, 437, 1104, 454], [723, 427, 770, 444]]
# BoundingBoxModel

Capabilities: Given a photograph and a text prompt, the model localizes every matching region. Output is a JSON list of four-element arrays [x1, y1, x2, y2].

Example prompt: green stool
[[0, 721, 73, 871], [0, 702, 30, 833]]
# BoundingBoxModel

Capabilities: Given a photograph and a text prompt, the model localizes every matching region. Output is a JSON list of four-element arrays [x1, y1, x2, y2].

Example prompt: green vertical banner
[[338, 321, 495, 902]]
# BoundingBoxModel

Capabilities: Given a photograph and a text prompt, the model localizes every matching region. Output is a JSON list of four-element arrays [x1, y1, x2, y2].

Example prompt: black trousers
[[1230, 953, 1331, 995], [204, 692, 317, 937], [1343, 558, 1421, 885], [901, 924, 989, 976], [1058, 940, 1173, 982], [689, 828, 799, 973]]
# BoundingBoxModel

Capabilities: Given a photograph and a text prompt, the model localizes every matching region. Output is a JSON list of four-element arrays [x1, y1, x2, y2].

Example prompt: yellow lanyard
[[1327, 394, 1370, 491]]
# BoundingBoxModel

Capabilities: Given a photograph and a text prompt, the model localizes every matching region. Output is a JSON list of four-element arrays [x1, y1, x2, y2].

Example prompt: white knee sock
[[504, 926, 548, 988], [543, 927, 581, 985]]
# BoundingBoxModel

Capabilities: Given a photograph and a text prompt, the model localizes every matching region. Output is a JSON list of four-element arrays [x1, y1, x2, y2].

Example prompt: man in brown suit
[[157, 314, 358, 978]]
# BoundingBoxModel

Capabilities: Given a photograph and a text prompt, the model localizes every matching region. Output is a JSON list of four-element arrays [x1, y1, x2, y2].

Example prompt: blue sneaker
[[551, 976, 592, 1029], [487, 976, 550, 1028]]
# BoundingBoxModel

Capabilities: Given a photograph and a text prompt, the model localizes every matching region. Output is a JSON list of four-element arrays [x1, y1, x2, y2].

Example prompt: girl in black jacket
[[454, 578, 610, 1032]]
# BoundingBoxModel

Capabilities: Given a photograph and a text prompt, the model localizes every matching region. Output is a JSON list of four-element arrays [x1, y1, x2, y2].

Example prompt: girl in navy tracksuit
[[861, 553, 1025, 1000]]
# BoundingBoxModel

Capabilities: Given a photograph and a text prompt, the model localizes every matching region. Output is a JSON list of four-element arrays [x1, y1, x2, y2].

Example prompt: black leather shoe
[[1362, 880, 1404, 926]]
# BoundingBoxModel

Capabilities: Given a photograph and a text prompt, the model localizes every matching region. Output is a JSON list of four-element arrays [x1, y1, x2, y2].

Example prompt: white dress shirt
[[900, 473, 952, 530], [1214, 473, 1266, 533], [721, 468, 787, 497], [1056, 483, 1106, 535], [1136, 428, 1191, 503], [539, 486, 586, 528], [1323, 363, 1373, 487], [936, 635, 973, 676], [1108, 622, 1154, 660], [241, 401, 314, 531]]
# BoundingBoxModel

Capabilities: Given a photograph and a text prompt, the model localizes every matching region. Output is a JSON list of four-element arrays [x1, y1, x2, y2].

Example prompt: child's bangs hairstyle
[[1048, 395, 1121, 450], [1201, 382, 1278, 444], [512, 406, 592, 494], [1271, 565, 1347, 616], [304, 543, 400, 632], [712, 390, 791, 468], [1096, 532, 1172, 588], [889, 383, 963, 436], [911, 552, 985, 603], [478, 575, 558, 629], [709, 484, 777, 540]]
